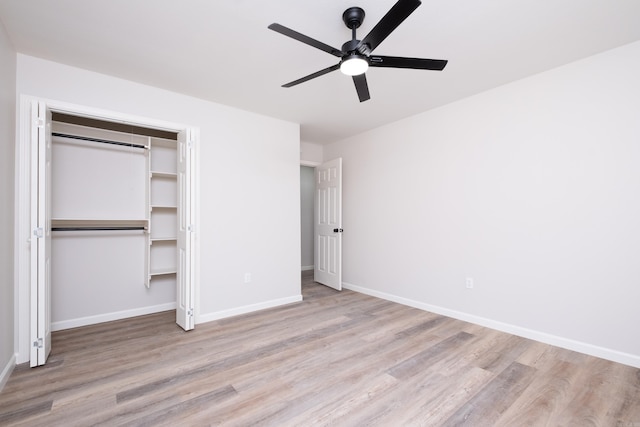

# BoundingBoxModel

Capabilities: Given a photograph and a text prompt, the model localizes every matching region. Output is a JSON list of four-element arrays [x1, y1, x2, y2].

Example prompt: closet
[[49, 113, 183, 330], [27, 101, 195, 367]]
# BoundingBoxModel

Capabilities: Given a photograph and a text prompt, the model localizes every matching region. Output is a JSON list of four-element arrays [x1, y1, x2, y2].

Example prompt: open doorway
[[300, 159, 343, 291], [49, 113, 179, 331]]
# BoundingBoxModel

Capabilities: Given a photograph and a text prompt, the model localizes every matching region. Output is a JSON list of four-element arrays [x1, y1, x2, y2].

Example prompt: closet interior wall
[[50, 115, 178, 330]]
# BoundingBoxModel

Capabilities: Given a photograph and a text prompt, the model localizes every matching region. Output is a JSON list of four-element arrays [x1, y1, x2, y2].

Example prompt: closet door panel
[[175, 129, 194, 330]]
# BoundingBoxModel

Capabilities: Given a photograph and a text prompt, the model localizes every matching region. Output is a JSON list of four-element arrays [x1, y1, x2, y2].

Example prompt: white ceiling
[[1, 0, 640, 144]]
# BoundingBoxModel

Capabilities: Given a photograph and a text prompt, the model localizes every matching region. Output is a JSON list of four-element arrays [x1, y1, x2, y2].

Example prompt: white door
[[314, 158, 343, 290], [176, 129, 195, 330], [30, 101, 52, 366]]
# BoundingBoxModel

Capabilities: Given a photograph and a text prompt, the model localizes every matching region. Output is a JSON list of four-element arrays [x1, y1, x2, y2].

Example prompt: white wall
[[15, 54, 301, 361], [0, 19, 16, 389], [324, 41, 640, 367], [300, 166, 315, 270]]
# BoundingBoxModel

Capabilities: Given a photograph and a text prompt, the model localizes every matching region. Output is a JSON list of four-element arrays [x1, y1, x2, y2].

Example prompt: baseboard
[[0, 354, 16, 392], [301, 265, 314, 271], [198, 295, 303, 324], [51, 302, 177, 331], [343, 282, 640, 369]]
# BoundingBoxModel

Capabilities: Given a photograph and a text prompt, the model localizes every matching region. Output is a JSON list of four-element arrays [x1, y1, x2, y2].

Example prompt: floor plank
[[1, 272, 639, 426]]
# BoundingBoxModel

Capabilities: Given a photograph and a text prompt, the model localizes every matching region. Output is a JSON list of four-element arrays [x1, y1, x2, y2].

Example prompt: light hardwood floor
[[1, 273, 639, 426]]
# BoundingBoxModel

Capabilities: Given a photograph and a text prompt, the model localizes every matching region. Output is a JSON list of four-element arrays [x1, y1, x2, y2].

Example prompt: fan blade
[[268, 23, 344, 58], [352, 74, 370, 102], [282, 64, 340, 88], [369, 55, 447, 70], [357, 0, 421, 55]]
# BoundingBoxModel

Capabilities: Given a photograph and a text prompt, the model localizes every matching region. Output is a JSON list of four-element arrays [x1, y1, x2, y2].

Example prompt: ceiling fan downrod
[[342, 7, 365, 46]]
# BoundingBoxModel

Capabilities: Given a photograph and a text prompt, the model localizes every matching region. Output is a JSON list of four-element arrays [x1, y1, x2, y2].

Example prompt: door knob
[[333, 228, 344, 233]]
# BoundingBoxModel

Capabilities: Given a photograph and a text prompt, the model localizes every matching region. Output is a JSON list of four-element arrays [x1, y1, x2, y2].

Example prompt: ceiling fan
[[268, 0, 448, 102]]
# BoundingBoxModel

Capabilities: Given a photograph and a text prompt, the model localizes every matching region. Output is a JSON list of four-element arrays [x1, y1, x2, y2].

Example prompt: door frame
[[14, 95, 200, 364]]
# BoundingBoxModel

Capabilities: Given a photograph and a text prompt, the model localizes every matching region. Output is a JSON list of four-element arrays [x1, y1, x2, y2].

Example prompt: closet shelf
[[150, 237, 177, 242], [150, 171, 177, 178], [150, 268, 177, 277], [150, 137, 178, 148]]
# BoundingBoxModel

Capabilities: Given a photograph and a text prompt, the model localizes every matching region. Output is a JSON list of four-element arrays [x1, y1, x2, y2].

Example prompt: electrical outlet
[[244, 273, 251, 284], [465, 277, 474, 289]]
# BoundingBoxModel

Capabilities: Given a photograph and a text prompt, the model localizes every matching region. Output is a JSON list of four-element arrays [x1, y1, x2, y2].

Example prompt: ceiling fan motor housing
[[341, 39, 361, 53]]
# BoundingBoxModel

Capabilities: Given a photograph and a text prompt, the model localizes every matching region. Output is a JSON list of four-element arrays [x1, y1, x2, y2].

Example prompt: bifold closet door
[[30, 101, 52, 367], [176, 129, 194, 330]]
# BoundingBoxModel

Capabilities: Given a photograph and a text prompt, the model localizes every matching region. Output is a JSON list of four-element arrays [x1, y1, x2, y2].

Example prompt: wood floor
[[1, 273, 639, 426]]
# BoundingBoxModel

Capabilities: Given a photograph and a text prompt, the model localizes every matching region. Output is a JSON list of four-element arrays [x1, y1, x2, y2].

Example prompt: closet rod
[[52, 132, 148, 149], [52, 227, 147, 232]]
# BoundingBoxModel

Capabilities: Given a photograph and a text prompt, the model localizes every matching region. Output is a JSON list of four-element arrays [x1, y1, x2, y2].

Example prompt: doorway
[[49, 114, 178, 329], [300, 159, 343, 291]]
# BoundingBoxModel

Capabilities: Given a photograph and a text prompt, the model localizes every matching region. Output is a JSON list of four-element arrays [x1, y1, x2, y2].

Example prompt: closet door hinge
[[33, 338, 43, 348], [33, 227, 44, 238], [187, 309, 194, 317], [34, 118, 44, 128], [187, 224, 195, 233]]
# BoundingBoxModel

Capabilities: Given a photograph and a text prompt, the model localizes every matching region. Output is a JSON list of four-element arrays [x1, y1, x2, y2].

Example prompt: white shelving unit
[[51, 121, 179, 289], [147, 137, 178, 287]]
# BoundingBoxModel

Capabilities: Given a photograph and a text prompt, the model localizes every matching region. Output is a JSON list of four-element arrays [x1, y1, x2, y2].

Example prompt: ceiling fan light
[[340, 55, 369, 76]]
